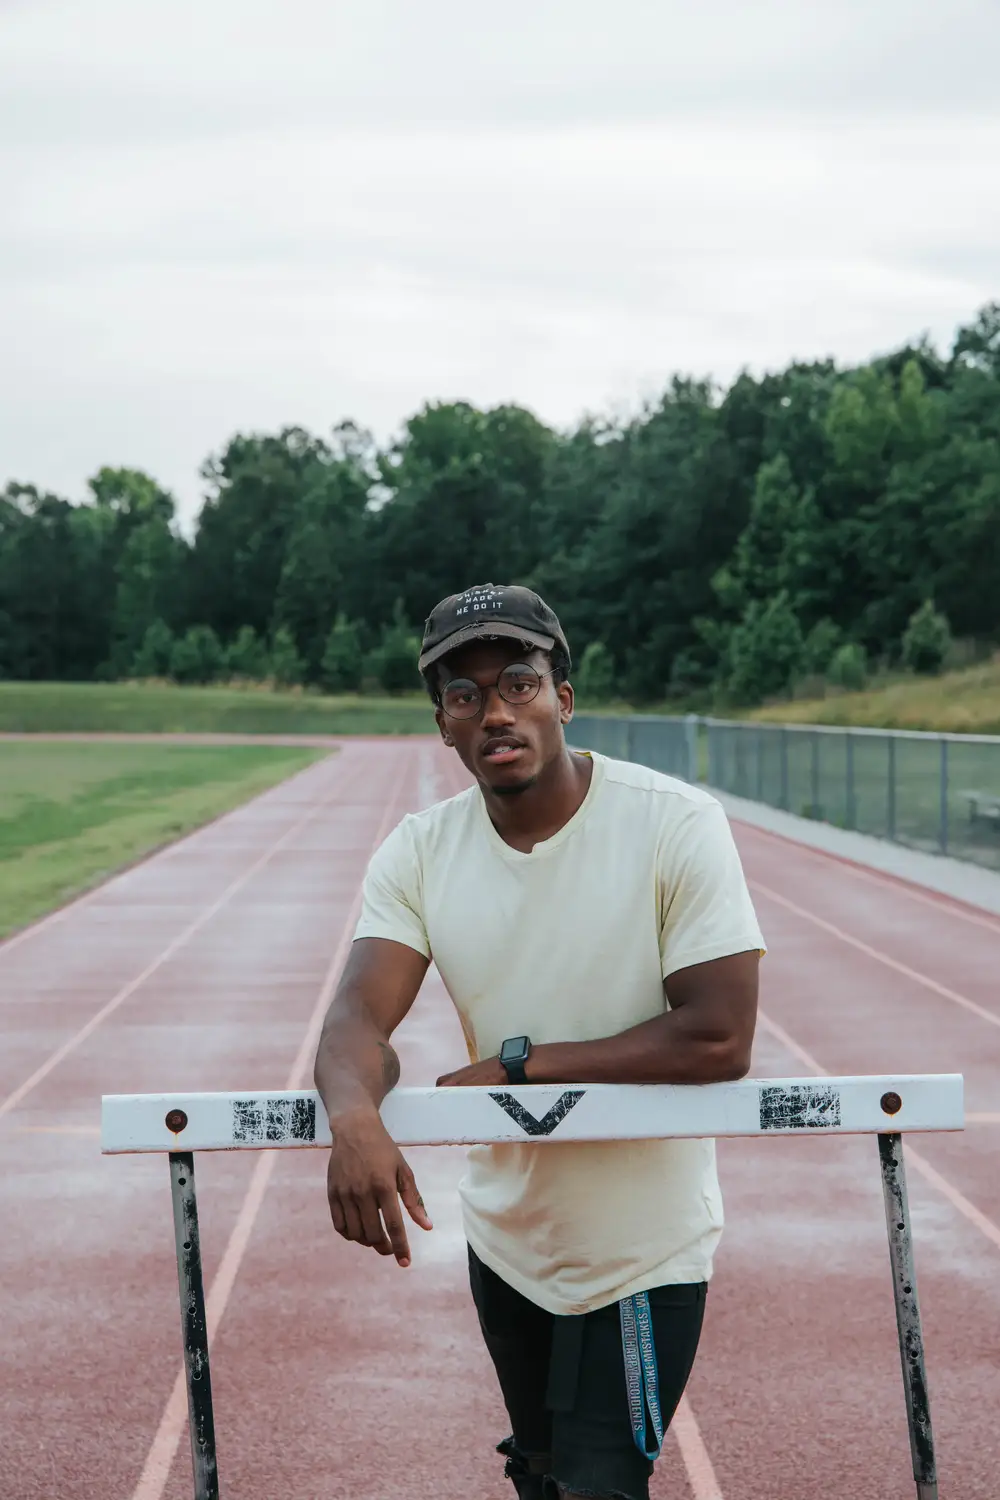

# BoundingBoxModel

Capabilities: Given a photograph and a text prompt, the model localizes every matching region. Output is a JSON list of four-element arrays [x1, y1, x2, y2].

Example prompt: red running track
[[2, 739, 999, 1500]]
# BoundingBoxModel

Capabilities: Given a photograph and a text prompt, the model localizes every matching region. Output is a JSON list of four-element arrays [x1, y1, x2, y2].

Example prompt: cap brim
[[418, 621, 555, 674]]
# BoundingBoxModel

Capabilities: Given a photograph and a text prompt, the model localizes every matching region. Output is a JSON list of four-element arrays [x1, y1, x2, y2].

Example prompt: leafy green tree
[[189, 428, 337, 642], [576, 641, 615, 702], [224, 626, 269, 680], [536, 379, 748, 702], [109, 515, 184, 676], [269, 626, 304, 688], [131, 619, 175, 678], [952, 302, 1000, 379], [901, 601, 952, 675], [271, 461, 369, 679], [726, 592, 805, 704], [0, 484, 111, 681], [714, 453, 820, 621], [371, 605, 420, 694], [170, 626, 223, 684], [827, 641, 868, 691], [365, 401, 555, 631], [320, 615, 364, 694], [801, 619, 842, 677], [88, 466, 175, 527]]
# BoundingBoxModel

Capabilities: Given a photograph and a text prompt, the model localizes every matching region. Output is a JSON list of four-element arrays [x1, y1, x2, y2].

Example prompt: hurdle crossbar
[[103, 1074, 962, 1500]]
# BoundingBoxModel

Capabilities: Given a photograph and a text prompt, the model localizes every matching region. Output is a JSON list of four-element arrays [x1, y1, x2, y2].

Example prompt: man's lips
[[481, 737, 527, 764]]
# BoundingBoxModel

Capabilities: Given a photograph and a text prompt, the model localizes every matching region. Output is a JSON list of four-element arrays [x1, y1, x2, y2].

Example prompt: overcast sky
[[3, 0, 999, 528]]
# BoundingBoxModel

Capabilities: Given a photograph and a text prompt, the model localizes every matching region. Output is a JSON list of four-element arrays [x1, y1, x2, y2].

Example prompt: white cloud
[[2, 0, 998, 525]]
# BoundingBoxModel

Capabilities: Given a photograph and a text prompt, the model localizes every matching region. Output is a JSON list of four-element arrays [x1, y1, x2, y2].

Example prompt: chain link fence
[[568, 713, 1000, 873]]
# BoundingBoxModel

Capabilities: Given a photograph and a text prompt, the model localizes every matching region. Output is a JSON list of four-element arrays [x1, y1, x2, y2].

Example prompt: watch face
[[501, 1036, 529, 1063]]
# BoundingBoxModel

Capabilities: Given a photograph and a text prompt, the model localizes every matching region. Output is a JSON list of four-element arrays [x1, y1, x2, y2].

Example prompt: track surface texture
[[3, 739, 998, 1500]]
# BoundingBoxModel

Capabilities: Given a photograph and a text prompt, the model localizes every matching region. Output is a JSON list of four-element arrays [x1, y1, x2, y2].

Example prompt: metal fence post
[[878, 1132, 938, 1500], [810, 731, 820, 818], [779, 728, 789, 811], [887, 734, 897, 842], [755, 728, 765, 801], [846, 732, 856, 830], [684, 714, 700, 784], [939, 738, 949, 856], [169, 1151, 220, 1500]]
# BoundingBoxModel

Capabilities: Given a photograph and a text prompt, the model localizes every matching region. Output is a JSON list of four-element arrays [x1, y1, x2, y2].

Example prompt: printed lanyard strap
[[620, 1291, 664, 1461]]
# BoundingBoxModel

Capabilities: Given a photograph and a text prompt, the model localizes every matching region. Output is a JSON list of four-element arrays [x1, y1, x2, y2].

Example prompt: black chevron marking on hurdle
[[488, 1090, 586, 1137]]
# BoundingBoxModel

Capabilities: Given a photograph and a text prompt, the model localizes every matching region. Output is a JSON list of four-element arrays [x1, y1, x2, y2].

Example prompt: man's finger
[[340, 1198, 365, 1244], [357, 1193, 394, 1255], [398, 1164, 433, 1231], [378, 1187, 412, 1267], [328, 1193, 347, 1236]]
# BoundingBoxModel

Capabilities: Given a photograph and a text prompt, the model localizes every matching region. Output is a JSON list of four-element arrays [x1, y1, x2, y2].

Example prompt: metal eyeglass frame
[[437, 663, 560, 720]]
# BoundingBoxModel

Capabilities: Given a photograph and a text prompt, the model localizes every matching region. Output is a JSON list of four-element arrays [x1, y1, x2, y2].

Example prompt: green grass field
[[0, 741, 328, 937], [0, 682, 436, 735]]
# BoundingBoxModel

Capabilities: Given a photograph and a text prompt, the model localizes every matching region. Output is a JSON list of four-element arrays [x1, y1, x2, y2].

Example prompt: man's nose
[[480, 684, 517, 727]]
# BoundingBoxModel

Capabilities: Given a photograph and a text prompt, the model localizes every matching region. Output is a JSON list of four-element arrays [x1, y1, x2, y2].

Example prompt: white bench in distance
[[961, 789, 1000, 826]]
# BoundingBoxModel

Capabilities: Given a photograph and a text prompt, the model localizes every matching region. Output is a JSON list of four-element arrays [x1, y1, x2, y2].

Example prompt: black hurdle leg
[[878, 1132, 938, 1499], [169, 1151, 220, 1499]]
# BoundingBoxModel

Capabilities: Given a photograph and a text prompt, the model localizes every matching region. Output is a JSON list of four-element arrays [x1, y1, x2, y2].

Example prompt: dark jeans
[[468, 1246, 706, 1500]]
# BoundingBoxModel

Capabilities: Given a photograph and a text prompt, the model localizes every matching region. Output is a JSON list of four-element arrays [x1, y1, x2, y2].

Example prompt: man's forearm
[[524, 1009, 752, 1086], [313, 996, 401, 1122]]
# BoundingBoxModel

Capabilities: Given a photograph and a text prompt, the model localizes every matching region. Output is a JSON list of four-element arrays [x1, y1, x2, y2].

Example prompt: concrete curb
[[711, 786, 1000, 918]]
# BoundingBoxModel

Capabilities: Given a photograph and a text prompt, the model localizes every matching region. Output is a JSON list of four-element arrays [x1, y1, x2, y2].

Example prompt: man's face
[[433, 640, 574, 794]]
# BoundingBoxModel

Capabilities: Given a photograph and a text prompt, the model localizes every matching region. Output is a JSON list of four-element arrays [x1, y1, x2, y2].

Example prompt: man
[[314, 583, 765, 1500]]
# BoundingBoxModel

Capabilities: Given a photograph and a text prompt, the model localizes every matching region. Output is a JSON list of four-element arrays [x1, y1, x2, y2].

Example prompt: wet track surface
[[2, 738, 998, 1499]]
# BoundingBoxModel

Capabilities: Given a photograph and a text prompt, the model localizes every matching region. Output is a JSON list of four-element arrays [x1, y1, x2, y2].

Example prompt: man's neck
[[480, 749, 594, 853]]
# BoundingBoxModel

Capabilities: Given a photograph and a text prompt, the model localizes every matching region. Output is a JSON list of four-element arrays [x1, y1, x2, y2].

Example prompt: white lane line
[[751, 879, 1000, 1032], [734, 817, 1000, 937], [128, 755, 410, 1500], [0, 757, 353, 1123], [438, 753, 725, 1500], [671, 1396, 725, 1500], [757, 1011, 1000, 1255], [0, 751, 334, 959]]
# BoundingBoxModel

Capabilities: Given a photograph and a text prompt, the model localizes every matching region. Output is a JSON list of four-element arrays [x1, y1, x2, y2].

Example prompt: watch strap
[[502, 1054, 528, 1086]]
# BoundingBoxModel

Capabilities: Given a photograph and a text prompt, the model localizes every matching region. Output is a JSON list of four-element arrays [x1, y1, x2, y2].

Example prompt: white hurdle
[[102, 1074, 963, 1500]]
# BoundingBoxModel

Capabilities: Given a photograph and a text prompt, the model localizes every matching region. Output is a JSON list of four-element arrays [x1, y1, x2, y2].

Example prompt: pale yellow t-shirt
[[353, 751, 766, 1316]]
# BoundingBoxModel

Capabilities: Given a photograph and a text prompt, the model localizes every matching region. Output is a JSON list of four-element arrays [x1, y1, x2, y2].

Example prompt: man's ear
[[558, 680, 574, 724], [434, 705, 455, 748]]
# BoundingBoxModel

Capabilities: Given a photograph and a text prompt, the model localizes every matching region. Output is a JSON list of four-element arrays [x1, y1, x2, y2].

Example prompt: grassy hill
[[750, 658, 1000, 735], [0, 682, 435, 735]]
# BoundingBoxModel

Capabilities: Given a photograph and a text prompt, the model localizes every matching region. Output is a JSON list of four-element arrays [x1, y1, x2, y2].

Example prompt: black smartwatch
[[499, 1035, 531, 1085]]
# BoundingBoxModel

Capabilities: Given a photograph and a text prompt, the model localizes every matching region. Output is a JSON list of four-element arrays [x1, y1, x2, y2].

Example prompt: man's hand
[[436, 1057, 506, 1088], [326, 1106, 432, 1267]]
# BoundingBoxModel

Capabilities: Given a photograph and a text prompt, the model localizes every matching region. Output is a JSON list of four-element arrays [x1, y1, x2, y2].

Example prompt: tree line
[[2, 302, 998, 707]]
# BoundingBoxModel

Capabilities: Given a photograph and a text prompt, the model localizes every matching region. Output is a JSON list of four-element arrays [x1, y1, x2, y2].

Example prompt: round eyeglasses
[[438, 663, 558, 720]]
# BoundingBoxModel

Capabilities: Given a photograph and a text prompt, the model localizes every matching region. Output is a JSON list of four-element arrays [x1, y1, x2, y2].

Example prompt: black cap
[[418, 584, 571, 676]]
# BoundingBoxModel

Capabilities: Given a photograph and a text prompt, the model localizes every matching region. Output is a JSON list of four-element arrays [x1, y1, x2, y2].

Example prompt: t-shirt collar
[[476, 750, 605, 860]]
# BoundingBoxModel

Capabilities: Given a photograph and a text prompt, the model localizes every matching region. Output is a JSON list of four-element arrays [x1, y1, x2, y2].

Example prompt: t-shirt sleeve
[[657, 798, 766, 980], [353, 817, 431, 959]]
